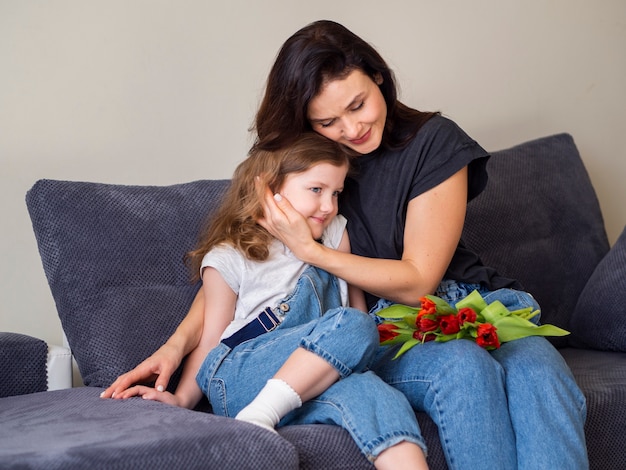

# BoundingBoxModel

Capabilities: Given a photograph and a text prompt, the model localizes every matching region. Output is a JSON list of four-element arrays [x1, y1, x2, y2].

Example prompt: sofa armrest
[[0, 332, 72, 397], [0, 332, 48, 397]]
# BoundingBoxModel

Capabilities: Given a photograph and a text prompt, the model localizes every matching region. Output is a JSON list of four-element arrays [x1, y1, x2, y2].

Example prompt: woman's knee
[[438, 340, 505, 379], [483, 288, 541, 323], [377, 339, 505, 392], [493, 336, 574, 384]]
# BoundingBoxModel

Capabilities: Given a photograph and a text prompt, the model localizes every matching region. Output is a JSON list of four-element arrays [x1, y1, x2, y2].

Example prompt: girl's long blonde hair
[[186, 133, 350, 280]]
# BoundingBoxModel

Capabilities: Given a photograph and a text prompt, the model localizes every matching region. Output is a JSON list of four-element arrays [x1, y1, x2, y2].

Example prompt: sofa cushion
[[560, 347, 626, 470], [462, 133, 610, 347], [0, 332, 48, 397], [0, 387, 299, 469], [278, 415, 447, 470], [26, 179, 230, 388], [569, 226, 626, 351]]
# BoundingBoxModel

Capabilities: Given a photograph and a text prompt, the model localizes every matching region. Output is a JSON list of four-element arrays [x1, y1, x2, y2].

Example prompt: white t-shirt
[[201, 215, 348, 339]]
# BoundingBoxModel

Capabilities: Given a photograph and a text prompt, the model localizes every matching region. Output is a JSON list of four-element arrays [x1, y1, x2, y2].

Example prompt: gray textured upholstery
[[0, 332, 47, 397], [26, 179, 230, 389], [0, 387, 299, 469], [560, 347, 626, 470], [4, 133, 624, 469], [570, 226, 626, 351]]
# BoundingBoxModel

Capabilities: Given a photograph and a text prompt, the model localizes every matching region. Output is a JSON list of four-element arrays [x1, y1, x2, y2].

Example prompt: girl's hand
[[112, 384, 183, 407], [256, 181, 318, 261]]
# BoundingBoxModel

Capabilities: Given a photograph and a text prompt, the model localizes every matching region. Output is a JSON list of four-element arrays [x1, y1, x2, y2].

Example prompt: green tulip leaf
[[454, 290, 487, 312], [493, 316, 570, 342], [393, 338, 420, 359], [377, 304, 418, 319], [479, 300, 511, 324]]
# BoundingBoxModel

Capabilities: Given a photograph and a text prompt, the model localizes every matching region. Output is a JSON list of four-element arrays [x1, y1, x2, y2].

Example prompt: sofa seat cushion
[[0, 387, 298, 469], [277, 413, 447, 470], [570, 225, 626, 351], [278, 424, 373, 469], [0, 387, 447, 470], [560, 348, 626, 470]]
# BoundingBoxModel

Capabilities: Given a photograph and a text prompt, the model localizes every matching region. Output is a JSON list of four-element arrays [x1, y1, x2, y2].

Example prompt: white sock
[[235, 379, 302, 433]]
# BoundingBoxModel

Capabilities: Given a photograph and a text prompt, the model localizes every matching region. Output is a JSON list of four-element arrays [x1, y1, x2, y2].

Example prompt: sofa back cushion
[[26, 179, 230, 387], [462, 133, 609, 347], [569, 225, 626, 351]]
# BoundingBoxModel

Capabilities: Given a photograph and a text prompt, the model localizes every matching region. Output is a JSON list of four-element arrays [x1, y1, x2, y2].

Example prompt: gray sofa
[[1, 133, 625, 469]]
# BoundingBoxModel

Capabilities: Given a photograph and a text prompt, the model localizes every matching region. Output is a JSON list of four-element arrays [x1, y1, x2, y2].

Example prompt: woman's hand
[[100, 343, 182, 399], [256, 181, 320, 262]]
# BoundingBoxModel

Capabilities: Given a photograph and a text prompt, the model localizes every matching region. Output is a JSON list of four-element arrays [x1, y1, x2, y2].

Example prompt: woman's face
[[307, 69, 387, 155], [279, 162, 348, 240]]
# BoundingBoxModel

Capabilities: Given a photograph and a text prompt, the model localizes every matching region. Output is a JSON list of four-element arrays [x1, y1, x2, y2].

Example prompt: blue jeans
[[371, 280, 589, 470], [196, 266, 425, 461]]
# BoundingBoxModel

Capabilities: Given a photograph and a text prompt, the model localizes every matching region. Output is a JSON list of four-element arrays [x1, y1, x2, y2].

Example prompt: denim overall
[[196, 265, 425, 461]]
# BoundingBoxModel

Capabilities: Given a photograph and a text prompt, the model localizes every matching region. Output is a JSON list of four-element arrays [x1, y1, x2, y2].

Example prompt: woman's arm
[[337, 229, 368, 312], [111, 267, 236, 409], [101, 287, 206, 398], [259, 168, 468, 306]]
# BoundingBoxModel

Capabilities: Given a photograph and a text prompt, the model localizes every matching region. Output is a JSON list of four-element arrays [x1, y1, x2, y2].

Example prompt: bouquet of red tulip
[[376, 290, 569, 359]]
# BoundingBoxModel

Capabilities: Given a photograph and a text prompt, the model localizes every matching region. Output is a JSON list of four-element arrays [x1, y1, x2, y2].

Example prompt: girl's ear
[[374, 73, 383, 85]]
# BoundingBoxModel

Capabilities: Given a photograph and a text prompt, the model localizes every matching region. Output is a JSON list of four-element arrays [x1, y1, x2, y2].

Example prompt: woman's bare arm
[[337, 229, 368, 312]]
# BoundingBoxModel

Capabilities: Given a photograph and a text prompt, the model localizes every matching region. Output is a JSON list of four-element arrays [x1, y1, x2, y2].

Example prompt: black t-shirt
[[339, 115, 520, 309]]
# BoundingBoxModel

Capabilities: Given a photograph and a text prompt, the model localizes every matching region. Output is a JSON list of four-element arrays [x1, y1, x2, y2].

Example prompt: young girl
[[116, 133, 428, 469]]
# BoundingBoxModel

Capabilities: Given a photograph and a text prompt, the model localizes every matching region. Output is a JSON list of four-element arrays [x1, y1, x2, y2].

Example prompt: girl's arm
[[259, 168, 468, 306], [102, 289, 206, 398], [113, 267, 236, 408]]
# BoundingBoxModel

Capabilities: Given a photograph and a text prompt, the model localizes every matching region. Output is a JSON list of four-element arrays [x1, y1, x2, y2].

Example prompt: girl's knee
[[303, 308, 379, 373], [324, 307, 378, 342]]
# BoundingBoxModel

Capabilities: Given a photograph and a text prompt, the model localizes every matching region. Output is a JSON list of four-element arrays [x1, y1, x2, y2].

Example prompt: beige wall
[[2, 0, 625, 349]]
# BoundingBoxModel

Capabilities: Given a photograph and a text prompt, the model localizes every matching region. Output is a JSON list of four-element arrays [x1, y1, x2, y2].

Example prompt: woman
[[104, 20, 588, 469]]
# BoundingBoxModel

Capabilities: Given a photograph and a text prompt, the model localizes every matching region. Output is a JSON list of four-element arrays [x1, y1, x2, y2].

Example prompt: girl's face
[[307, 69, 387, 155], [279, 162, 348, 240]]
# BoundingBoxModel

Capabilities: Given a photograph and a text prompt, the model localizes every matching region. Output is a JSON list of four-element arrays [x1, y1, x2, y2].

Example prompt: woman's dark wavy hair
[[252, 20, 438, 153]]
